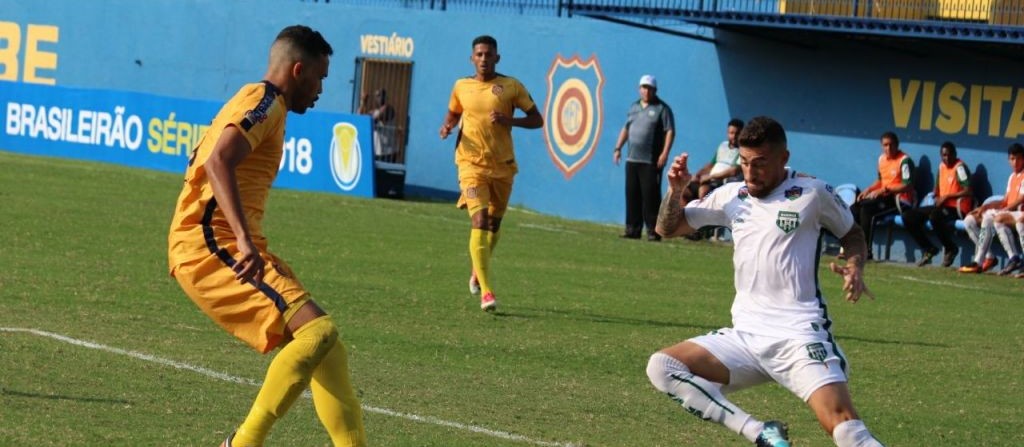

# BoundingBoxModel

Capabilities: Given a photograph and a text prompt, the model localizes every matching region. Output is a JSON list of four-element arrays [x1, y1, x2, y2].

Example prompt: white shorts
[[975, 208, 1017, 225], [689, 328, 849, 401], [995, 210, 1024, 223]]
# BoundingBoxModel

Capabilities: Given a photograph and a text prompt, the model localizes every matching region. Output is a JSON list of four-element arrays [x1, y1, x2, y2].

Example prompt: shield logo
[[806, 342, 828, 362], [329, 122, 362, 192], [543, 54, 605, 179], [776, 211, 800, 233], [785, 186, 803, 201]]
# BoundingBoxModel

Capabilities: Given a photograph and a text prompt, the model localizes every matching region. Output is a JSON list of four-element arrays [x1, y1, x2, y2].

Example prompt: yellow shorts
[[172, 245, 308, 354], [456, 171, 514, 218]]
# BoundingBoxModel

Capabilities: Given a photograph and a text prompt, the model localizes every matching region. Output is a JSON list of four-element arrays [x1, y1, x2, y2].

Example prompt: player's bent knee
[[297, 316, 339, 351], [646, 352, 686, 393], [320, 320, 340, 346]]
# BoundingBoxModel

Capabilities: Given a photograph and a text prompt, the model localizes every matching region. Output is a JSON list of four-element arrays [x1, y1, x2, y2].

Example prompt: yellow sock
[[310, 339, 368, 447], [469, 228, 493, 294], [232, 316, 337, 447]]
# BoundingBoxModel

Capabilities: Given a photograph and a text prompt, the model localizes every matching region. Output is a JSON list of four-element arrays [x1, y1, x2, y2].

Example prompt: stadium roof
[[566, 0, 1024, 45]]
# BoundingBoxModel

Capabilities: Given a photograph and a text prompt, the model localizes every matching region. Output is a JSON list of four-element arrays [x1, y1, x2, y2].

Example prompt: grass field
[[1, 150, 1022, 446]]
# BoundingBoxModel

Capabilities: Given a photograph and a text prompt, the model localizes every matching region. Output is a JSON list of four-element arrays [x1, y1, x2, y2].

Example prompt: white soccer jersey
[[684, 170, 855, 339]]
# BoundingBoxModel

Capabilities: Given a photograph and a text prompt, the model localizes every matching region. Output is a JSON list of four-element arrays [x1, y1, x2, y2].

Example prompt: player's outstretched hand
[[666, 153, 693, 192], [828, 261, 875, 303], [233, 238, 266, 286]]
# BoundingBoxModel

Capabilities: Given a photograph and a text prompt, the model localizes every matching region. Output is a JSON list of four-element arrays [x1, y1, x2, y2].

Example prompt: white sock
[[995, 223, 1020, 258], [975, 216, 994, 264], [1016, 222, 1024, 255], [646, 352, 762, 442], [964, 215, 983, 262], [832, 419, 883, 447], [963, 215, 979, 245]]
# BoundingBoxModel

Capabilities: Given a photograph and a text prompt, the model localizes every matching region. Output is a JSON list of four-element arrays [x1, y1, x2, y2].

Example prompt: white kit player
[[645, 116, 885, 447]]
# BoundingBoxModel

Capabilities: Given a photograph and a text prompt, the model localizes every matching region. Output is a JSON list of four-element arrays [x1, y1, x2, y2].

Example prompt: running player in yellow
[[167, 25, 366, 447], [439, 35, 543, 312]]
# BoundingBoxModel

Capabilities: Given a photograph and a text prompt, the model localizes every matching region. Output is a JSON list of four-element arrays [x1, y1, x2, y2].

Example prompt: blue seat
[[835, 183, 857, 208], [873, 190, 914, 260], [836, 183, 909, 259], [891, 192, 935, 231], [886, 193, 1001, 261], [952, 195, 1002, 231], [982, 194, 1005, 206]]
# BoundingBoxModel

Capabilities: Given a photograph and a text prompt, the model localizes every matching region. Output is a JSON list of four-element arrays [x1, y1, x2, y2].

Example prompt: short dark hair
[[728, 118, 744, 130], [940, 141, 957, 157], [472, 35, 498, 50], [738, 116, 786, 151], [881, 131, 899, 146], [1009, 142, 1024, 157], [276, 25, 333, 59]]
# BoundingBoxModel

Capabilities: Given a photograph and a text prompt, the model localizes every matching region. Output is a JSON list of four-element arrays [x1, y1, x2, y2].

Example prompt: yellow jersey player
[[439, 35, 543, 312], [167, 25, 366, 447]]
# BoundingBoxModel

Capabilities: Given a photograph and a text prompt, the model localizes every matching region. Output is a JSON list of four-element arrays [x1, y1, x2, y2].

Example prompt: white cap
[[638, 74, 657, 88]]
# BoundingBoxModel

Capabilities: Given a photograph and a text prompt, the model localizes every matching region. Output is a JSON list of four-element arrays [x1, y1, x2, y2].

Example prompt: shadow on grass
[[500, 306, 719, 331], [2, 387, 132, 405], [836, 335, 950, 348]]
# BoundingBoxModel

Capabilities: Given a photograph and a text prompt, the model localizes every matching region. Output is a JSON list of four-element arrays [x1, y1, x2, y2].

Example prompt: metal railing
[[341, 0, 564, 15], [338, 0, 1024, 26], [567, 0, 1024, 25]]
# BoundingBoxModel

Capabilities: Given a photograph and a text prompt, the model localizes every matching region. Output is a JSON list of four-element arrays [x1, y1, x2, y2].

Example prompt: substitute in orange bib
[[167, 25, 366, 447], [439, 35, 543, 312], [959, 142, 1024, 274], [849, 131, 915, 260], [900, 141, 972, 268]]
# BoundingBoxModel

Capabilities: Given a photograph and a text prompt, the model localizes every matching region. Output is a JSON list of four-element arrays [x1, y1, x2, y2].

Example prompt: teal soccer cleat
[[755, 421, 790, 447]]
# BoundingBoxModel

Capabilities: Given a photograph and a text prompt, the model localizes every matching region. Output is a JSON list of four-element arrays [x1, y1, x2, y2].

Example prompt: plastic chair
[[887, 192, 939, 259], [983, 194, 1005, 206], [834, 184, 857, 208], [876, 190, 915, 261], [952, 194, 993, 232], [892, 192, 934, 228], [919, 192, 936, 207], [834, 184, 900, 258]]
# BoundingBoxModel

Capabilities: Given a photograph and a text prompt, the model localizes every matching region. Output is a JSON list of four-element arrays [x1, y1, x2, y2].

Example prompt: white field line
[[507, 206, 538, 215], [888, 275, 994, 292], [517, 223, 579, 234], [0, 327, 582, 447]]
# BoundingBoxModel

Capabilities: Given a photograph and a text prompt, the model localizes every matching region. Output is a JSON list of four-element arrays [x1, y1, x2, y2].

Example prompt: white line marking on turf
[[507, 206, 538, 215], [517, 223, 579, 234], [0, 327, 581, 447], [890, 275, 993, 291]]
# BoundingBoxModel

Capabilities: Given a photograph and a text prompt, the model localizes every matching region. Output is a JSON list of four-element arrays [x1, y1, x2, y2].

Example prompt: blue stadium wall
[[3, 0, 1024, 261]]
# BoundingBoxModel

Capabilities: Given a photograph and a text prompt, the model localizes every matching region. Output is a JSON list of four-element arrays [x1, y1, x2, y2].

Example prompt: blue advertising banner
[[1, 82, 374, 198]]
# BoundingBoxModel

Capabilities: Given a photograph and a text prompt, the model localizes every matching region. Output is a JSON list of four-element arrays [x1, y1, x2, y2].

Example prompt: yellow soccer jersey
[[448, 75, 535, 178], [168, 81, 287, 271]]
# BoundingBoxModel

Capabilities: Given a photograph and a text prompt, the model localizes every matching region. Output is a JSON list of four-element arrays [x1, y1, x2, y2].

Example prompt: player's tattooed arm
[[829, 223, 875, 303], [655, 188, 693, 238], [656, 153, 696, 239], [839, 224, 868, 269]]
